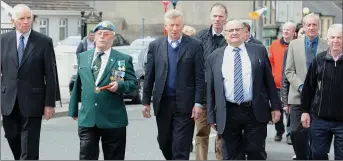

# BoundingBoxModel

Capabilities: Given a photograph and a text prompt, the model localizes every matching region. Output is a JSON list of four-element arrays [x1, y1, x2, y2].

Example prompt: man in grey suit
[[206, 20, 281, 160], [285, 13, 328, 160]]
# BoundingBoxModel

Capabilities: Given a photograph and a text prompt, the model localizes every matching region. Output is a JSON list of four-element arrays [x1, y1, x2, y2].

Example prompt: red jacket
[[268, 39, 287, 89]]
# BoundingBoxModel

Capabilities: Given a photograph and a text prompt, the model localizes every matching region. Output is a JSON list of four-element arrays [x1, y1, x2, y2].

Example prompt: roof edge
[[1, 1, 13, 14], [32, 10, 82, 16]]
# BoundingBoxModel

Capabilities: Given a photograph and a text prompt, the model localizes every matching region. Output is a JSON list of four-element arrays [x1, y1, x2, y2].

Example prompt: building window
[[59, 19, 68, 41], [321, 18, 325, 37], [39, 19, 48, 35], [77, 19, 81, 35], [327, 18, 332, 27]]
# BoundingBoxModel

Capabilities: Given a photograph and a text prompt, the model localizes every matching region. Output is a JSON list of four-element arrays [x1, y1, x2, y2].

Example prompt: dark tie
[[18, 35, 25, 65], [214, 34, 224, 46], [92, 52, 105, 80], [233, 47, 244, 104], [306, 41, 314, 69]]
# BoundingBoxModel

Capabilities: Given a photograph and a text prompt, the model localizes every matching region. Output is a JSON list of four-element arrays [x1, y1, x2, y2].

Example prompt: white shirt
[[91, 48, 111, 85], [16, 29, 31, 50], [212, 28, 224, 36], [222, 43, 253, 103], [87, 39, 95, 51], [168, 36, 182, 48]]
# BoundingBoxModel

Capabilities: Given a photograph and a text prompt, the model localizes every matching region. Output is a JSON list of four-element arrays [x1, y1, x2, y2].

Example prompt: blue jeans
[[311, 116, 343, 160]]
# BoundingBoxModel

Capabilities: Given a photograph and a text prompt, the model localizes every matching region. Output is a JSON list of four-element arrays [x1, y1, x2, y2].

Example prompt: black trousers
[[2, 99, 43, 160], [274, 110, 285, 135], [156, 97, 195, 160], [221, 102, 267, 160], [274, 89, 285, 135], [290, 105, 311, 160], [78, 126, 126, 160]]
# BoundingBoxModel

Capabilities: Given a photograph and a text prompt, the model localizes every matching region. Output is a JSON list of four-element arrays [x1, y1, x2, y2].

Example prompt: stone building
[[88, 1, 254, 41]]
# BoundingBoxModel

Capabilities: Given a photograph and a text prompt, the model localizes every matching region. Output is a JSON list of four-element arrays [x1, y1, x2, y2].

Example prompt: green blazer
[[68, 48, 138, 128]]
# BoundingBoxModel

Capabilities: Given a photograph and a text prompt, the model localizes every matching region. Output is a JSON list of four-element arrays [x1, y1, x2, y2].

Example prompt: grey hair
[[164, 9, 184, 24], [282, 21, 296, 31], [225, 19, 245, 29], [327, 24, 342, 38], [11, 4, 32, 20], [302, 13, 321, 27]]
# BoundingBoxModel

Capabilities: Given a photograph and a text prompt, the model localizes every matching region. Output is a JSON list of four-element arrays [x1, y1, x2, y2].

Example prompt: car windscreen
[[115, 49, 142, 64], [61, 37, 81, 46], [130, 40, 153, 46]]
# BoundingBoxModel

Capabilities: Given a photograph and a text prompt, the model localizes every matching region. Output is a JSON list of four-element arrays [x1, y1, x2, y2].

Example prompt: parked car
[[130, 36, 160, 47], [54, 36, 81, 54], [69, 45, 148, 104], [112, 45, 148, 103]]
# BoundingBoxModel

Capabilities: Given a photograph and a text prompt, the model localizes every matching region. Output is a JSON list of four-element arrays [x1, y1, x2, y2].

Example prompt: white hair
[[164, 9, 184, 24], [225, 19, 245, 29], [302, 13, 321, 27], [11, 4, 32, 20], [282, 21, 296, 31], [327, 24, 343, 38]]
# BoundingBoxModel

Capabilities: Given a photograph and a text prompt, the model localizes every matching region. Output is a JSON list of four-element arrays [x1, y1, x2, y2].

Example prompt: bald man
[[1, 4, 60, 160], [206, 20, 281, 160]]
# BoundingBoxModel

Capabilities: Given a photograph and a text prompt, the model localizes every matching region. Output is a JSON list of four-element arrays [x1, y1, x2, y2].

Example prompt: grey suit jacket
[[206, 43, 281, 134], [285, 37, 328, 105]]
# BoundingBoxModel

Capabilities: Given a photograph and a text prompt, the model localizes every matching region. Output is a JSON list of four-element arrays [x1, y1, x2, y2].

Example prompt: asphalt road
[[0, 104, 334, 160]]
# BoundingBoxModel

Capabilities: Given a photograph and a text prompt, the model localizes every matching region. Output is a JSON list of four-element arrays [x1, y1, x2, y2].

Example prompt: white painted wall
[[1, 6, 13, 28], [32, 15, 81, 45]]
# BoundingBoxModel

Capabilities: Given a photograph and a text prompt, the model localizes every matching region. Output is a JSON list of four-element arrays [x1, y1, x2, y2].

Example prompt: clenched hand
[[271, 110, 281, 123], [191, 106, 202, 120], [142, 105, 151, 118], [107, 81, 118, 92], [44, 106, 55, 120]]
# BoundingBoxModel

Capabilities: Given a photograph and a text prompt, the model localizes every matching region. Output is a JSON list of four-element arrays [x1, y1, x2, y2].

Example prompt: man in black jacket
[[76, 31, 95, 55], [301, 23, 343, 160], [142, 9, 205, 160], [194, 3, 227, 160], [242, 22, 263, 45], [1, 4, 60, 160]]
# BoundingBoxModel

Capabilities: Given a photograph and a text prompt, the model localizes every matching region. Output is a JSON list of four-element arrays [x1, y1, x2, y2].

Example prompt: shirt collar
[[226, 43, 246, 53], [95, 47, 111, 56], [329, 50, 343, 61], [212, 28, 224, 36], [305, 35, 319, 44], [167, 35, 182, 44], [16, 29, 31, 40]]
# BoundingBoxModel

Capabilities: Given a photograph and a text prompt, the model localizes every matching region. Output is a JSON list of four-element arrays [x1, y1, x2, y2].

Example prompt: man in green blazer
[[68, 21, 137, 160]]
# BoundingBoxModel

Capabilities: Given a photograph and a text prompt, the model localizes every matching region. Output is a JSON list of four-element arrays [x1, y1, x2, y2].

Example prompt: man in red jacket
[[268, 21, 296, 143]]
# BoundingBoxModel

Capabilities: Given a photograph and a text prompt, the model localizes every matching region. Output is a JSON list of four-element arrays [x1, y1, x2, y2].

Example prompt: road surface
[[1, 104, 333, 160]]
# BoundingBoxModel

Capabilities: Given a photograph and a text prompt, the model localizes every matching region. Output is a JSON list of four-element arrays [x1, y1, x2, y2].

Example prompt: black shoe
[[274, 135, 282, 142], [286, 135, 292, 145]]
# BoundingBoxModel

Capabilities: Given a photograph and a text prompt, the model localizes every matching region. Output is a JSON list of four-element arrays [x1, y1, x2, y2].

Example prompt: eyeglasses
[[225, 28, 244, 33], [96, 32, 112, 38]]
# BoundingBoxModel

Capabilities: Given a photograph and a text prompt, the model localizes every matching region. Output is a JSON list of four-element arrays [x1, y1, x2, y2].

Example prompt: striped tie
[[233, 47, 244, 104], [92, 52, 104, 80], [18, 35, 25, 65]]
